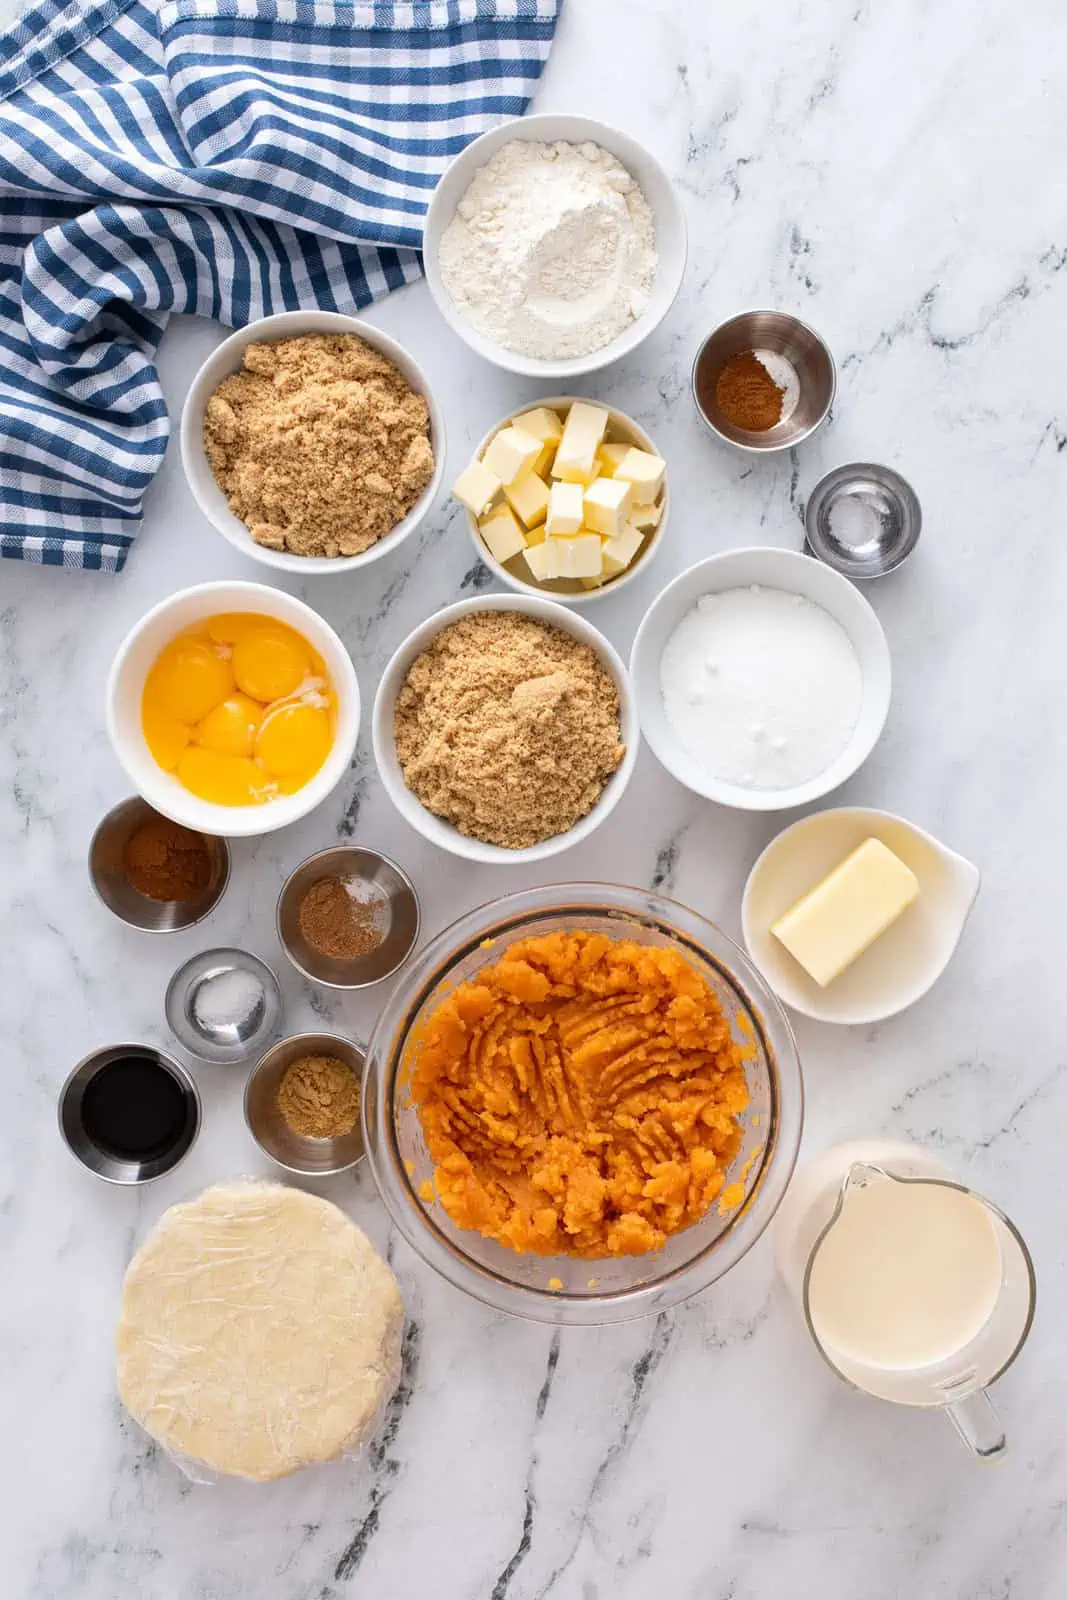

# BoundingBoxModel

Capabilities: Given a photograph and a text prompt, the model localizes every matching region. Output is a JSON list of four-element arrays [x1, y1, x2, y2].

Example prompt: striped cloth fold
[[0, 0, 561, 571]]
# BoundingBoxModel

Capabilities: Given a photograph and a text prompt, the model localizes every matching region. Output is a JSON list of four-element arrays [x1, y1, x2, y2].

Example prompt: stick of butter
[[771, 837, 920, 987]]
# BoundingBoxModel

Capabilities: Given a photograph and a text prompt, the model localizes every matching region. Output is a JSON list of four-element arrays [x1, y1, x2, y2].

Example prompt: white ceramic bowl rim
[[465, 395, 669, 607], [422, 112, 688, 379], [629, 548, 892, 812], [371, 591, 639, 864], [106, 579, 361, 838], [179, 309, 446, 575]]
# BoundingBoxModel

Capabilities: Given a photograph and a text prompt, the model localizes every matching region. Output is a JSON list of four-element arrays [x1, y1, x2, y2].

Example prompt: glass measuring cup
[[776, 1144, 1036, 1458]]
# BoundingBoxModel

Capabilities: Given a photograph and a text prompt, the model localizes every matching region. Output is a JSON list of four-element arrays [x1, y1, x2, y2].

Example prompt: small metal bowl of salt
[[805, 462, 922, 579], [165, 947, 282, 1064], [277, 846, 420, 990]]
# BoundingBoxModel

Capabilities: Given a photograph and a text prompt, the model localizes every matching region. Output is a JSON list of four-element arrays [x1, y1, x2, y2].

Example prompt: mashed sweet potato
[[408, 930, 750, 1258]]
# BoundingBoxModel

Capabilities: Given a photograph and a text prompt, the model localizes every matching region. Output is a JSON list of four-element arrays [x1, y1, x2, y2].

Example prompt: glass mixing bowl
[[362, 884, 804, 1325]]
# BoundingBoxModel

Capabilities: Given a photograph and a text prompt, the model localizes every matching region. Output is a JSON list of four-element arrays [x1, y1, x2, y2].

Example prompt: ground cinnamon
[[123, 816, 212, 902], [712, 350, 784, 431], [297, 877, 386, 961]]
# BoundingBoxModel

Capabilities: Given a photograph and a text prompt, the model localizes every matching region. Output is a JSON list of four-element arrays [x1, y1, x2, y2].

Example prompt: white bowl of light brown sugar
[[180, 310, 446, 575], [371, 594, 639, 865]]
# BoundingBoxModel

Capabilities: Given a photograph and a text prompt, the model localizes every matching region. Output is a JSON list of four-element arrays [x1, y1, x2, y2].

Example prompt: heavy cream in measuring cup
[[807, 1176, 1002, 1373]]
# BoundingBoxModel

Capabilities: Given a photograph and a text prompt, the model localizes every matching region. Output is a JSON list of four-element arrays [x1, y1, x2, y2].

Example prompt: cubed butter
[[482, 424, 543, 487], [552, 401, 609, 483], [583, 476, 633, 537], [546, 480, 584, 537], [524, 520, 548, 547], [504, 471, 550, 529], [771, 838, 921, 988], [452, 459, 501, 517], [512, 406, 563, 446], [614, 446, 666, 504], [523, 541, 557, 582], [597, 442, 631, 477], [549, 534, 604, 580], [601, 522, 645, 576], [629, 498, 663, 531], [478, 504, 527, 565]]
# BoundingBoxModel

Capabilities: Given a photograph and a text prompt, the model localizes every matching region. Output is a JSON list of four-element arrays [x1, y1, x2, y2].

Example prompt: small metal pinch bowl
[[692, 310, 836, 453], [805, 462, 922, 579], [277, 846, 420, 989], [245, 1032, 365, 1176], [165, 947, 282, 1064], [89, 796, 230, 932]]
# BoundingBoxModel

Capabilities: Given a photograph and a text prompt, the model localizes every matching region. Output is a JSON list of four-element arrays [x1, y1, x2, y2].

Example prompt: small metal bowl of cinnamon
[[692, 310, 836, 453], [276, 846, 420, 989], [89, 796, 230, 932]]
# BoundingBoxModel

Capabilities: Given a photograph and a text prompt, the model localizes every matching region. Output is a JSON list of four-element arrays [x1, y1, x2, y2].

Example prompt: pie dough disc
[[116, 1182, 403, 1481]]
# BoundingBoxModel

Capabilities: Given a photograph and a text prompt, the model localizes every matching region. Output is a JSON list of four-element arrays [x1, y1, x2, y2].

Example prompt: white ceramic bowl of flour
[[423, 114, 687, 379], [630, 550, 891, 811]]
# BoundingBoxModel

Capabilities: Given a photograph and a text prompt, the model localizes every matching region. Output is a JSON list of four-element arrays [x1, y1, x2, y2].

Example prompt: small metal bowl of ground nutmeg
[[692, 310, 836, 453], [245, 1032, 366, 1176], [276, 846, 420, 989], [89, 796, 230, 932], [179, 310, 446, 577]]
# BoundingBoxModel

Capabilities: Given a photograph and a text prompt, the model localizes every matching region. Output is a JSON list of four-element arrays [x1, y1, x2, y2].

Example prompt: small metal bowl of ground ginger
[[276, 846, 420, 989], [89, 796, 230, 931], [245, 1032, 366, 1176]]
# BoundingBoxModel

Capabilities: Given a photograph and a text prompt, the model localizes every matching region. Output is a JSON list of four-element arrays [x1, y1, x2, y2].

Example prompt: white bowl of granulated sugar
[[180, 310, 446, 576], [423, 114, 687, 379]]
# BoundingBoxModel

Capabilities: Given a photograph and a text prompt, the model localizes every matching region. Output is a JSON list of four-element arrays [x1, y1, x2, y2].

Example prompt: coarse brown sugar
[[393, 611, 625, 850], [203, 333, 434, 559]]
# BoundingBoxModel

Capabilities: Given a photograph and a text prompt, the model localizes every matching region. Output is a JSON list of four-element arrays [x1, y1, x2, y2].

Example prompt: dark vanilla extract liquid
[[81, 1055, 188, 1160]]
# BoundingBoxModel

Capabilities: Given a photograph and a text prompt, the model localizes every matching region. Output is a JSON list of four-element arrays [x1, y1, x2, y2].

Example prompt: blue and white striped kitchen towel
[[0, 0, 561, 571]]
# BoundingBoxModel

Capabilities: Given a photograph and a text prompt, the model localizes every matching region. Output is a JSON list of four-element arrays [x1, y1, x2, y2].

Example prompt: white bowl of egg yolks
[[106, 581, 360, 838]]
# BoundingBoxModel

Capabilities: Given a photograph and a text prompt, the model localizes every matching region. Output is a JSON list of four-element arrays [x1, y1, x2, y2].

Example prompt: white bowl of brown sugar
[[372, 594, 639, 865], [180, 310, 446, 575]]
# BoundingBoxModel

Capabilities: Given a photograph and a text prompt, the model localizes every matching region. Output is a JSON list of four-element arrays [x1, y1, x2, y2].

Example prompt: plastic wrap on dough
[[115, 1180, 404, 1484]]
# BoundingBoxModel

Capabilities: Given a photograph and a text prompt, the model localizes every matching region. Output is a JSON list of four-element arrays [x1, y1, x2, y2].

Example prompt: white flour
[[439, 139, 658, 360], [660, 586, 863, 789]]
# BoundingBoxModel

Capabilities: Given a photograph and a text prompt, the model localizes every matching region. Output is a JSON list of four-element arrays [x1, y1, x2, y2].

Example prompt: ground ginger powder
[[393, 612, 624, 849], [409, 930, 750, 1258], [203, 334, 434, 558]]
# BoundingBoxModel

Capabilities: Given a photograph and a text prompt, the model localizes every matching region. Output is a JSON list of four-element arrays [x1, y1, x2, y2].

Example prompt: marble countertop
[[4, 0, 1067, 1595]]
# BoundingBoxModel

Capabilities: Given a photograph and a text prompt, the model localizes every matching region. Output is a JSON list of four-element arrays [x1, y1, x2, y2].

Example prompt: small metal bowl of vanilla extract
[[58, 1044, 200, 1184]]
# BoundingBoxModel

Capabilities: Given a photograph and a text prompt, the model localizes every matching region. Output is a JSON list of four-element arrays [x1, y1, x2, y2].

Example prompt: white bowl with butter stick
[[742, 807, 980, 1024], [453, 396, 668, 604]]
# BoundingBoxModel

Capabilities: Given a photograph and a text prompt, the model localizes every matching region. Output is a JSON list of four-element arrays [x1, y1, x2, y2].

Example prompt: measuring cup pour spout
[[801, 1162, 1036, 1461]]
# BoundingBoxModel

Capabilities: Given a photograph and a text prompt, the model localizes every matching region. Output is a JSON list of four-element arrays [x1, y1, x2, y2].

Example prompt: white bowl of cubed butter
[[452, 398, 668, 604], [742, 807, 980, 1025]]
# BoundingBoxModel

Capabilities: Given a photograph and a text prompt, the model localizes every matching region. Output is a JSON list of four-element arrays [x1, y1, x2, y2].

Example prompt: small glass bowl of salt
[[165, 948, 282, 1064]]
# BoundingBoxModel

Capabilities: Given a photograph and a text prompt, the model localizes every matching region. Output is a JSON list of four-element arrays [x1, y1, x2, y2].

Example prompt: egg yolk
[[141, 613, 337, 807], [144, 635, 234, 724], [177, 748, 272, 807], [232, 625, 311, 703], [256, 703, 332, 779], [142, 702, 190, 772], [196, 694, 263, 757]]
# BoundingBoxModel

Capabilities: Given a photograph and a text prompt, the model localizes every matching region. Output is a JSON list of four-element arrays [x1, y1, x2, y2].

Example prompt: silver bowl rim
[[690, 308, 837, 455], [804, 460, 923, 579], [244, 1029, 367, 1175], [87, 796, 231, 933], [57, 1041, 202, 1185], [275, 845, 421, 990]]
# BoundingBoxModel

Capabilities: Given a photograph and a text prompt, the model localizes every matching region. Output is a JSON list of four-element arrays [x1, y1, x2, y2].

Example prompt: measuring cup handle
[[945, 1388, 1006, 1459]]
